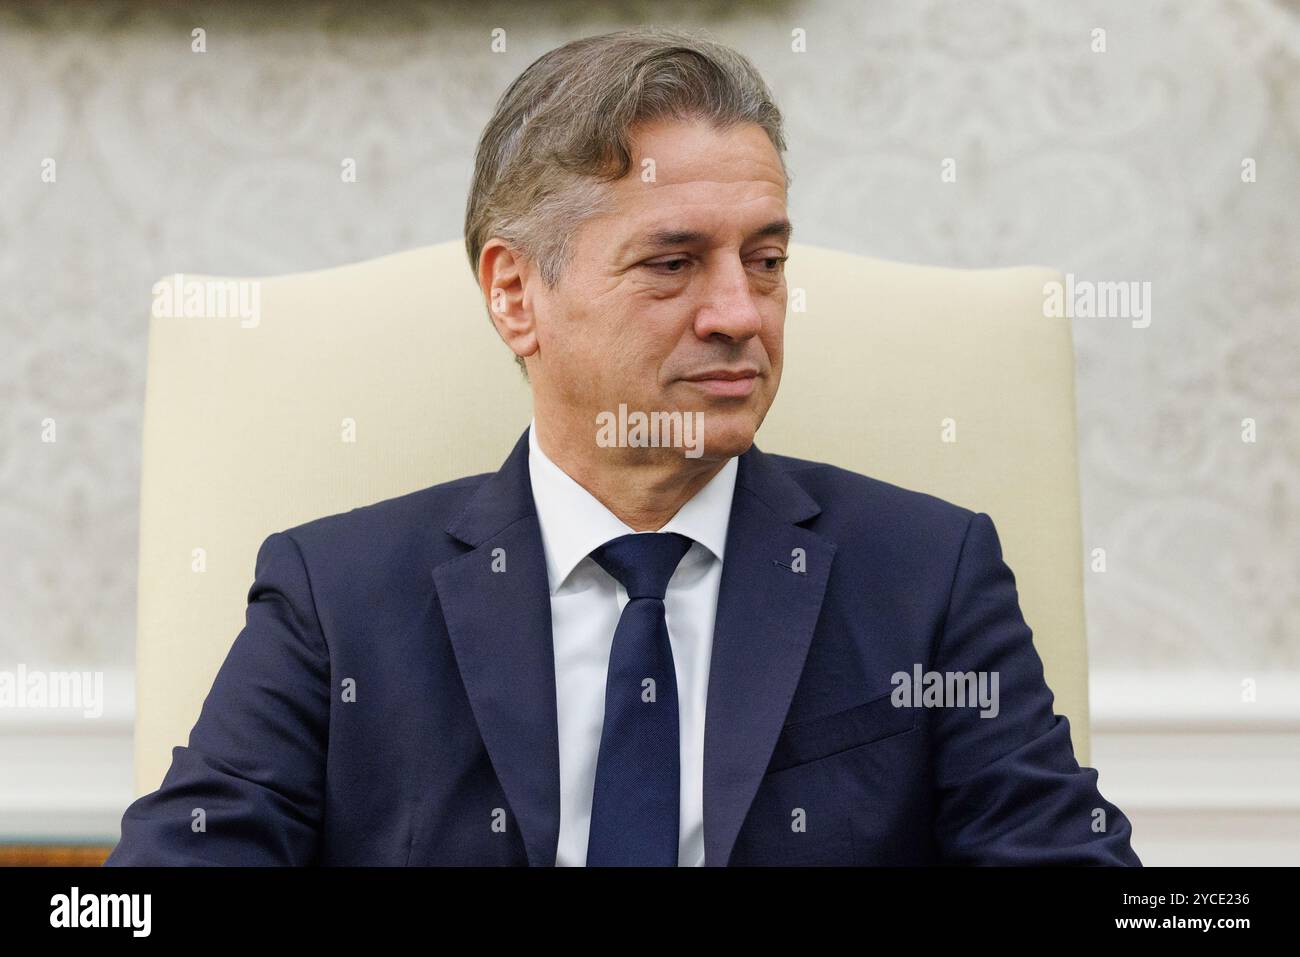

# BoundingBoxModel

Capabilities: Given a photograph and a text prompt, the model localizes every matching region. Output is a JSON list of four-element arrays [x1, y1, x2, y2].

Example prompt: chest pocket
[[767, 689, 916, 773]]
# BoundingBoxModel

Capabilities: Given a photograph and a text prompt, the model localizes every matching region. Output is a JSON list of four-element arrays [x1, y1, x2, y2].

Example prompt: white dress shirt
[[526, 419, 738, 866]]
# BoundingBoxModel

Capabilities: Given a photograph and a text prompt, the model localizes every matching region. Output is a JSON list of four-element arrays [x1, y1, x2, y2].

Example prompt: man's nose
[[693, 260, 765, 342]]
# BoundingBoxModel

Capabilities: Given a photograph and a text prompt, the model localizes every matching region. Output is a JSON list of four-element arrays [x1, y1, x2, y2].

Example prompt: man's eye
[[645, 258, 691, 273], [751, 254, 789, 272], [642, 254, 787, 274]]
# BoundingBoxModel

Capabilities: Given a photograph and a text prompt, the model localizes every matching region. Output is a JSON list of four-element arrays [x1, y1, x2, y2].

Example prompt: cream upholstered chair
[[131, 239, 1090, 797]]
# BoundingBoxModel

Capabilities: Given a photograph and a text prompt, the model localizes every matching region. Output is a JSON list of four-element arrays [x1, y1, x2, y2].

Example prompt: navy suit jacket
[[106, 427, 1140, 866]]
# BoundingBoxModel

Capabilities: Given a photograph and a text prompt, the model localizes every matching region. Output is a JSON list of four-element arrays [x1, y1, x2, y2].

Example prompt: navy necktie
[[585, 531, 694, 866]]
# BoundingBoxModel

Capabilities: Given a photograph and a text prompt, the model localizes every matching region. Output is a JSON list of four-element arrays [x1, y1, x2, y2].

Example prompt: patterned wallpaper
[[1, 0, 1296, 673]]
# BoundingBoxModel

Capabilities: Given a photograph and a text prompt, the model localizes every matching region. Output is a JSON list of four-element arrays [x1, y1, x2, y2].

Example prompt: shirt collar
[[527, 417, 738, 594]]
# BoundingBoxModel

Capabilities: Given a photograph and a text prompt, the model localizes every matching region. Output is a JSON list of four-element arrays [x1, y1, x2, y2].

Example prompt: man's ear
[[478, 239, 539, 363]]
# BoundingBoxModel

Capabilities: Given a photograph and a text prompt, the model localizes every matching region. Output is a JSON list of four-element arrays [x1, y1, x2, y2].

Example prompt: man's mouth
[[680, 367, 759, 397]]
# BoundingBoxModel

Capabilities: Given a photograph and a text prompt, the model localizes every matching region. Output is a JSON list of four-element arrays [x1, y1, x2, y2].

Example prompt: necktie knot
[[589, 532, 693, 600]]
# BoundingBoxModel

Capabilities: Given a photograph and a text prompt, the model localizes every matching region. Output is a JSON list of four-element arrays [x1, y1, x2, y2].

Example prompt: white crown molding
[[0, 668, 135, 843], [1090, 671, 1300, 732], [1088, 671, 1300, 865]]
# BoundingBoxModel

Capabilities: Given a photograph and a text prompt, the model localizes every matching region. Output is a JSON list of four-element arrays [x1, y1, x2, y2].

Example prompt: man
[[106, 28, 1140, 866]]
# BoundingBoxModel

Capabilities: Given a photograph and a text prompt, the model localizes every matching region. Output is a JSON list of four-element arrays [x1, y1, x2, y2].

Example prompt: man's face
[[524, 117, 789, 462]]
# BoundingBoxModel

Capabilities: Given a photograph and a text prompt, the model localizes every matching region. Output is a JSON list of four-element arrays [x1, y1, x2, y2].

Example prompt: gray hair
[[464, 27, 790, 375]]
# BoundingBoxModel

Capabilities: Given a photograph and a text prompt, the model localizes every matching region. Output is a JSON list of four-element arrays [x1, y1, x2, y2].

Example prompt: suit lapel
[[702, 444, 836, 866], [432, 429, 562, 866]]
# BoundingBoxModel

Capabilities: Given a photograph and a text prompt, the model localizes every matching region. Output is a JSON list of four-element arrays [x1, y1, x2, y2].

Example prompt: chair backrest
[[133, 239, 1088, 795]]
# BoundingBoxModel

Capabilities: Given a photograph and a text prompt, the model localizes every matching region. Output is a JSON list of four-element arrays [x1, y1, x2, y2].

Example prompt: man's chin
[[690, 415, 759, 462], [605, 393, 769, 461]]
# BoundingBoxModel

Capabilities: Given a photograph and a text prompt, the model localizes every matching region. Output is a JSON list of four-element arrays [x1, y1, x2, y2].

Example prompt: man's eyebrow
[[632, 218, 794, 252]]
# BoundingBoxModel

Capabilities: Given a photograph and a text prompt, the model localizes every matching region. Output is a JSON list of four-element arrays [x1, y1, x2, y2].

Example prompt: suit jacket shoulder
[[758, 450, 980, 583]]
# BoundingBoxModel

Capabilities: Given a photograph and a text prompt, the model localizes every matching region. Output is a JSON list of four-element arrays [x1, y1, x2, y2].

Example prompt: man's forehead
[[616, 215, 793, 254], [607, 180, 790, 251], [605, 208, 790, 261]]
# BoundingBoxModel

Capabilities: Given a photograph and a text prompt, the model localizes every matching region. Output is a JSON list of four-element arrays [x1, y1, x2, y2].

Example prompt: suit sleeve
[[104, 531, 331, 865], [929, 512, 1140, 865]]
